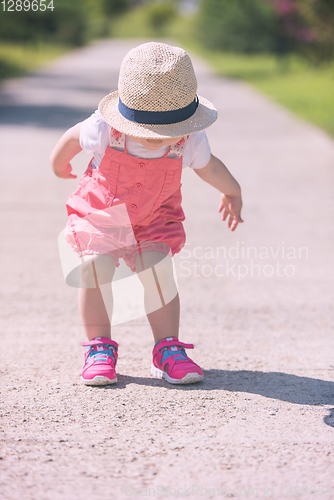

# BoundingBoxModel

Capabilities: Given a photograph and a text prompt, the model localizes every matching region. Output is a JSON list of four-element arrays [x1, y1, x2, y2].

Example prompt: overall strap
[[168, 135, 189, 157], [109, 127, 125, 150], [110, 129, 188, 157]]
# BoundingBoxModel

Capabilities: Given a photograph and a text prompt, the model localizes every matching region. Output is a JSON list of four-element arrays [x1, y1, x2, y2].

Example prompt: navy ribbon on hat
[[118, 96, 199, 125]]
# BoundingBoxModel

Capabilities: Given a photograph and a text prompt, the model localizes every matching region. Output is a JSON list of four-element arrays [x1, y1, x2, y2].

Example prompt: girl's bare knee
[[135, 251, 177, 304], [80, 254, 116, 288]]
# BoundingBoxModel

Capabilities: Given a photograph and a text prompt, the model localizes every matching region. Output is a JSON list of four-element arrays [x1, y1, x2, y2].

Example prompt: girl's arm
[[194, 154, 243, 231], [50, 122, 83, 179]]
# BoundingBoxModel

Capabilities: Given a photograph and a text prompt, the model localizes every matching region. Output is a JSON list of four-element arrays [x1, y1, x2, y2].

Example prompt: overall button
[[139, 162, 145, 168], [131, 204, 137, 210], [136, 182, 142, 189]]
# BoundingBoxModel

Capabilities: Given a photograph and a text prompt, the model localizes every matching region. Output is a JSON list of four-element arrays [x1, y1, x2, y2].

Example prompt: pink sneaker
[[151, 337, 203, 384], [81, 337, 118, 386]]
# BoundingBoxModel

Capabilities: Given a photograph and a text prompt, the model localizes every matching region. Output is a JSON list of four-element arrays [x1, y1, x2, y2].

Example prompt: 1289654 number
[[1, 0, 54, 11], [279, 485, 332, 496]]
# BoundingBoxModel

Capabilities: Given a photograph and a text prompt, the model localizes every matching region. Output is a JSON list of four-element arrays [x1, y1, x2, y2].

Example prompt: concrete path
[[1, 39, 334, 500]]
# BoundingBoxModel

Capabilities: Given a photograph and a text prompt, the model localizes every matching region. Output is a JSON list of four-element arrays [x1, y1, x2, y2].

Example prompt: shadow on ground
[[92, 370, 334, 427], [103, 370, 334, 405], [0, 104, 94, 128], [0, 70, 117, 128]]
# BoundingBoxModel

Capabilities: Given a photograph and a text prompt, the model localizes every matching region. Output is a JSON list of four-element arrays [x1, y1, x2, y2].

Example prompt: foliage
[[266, 0, 334, 62], [196, 0, 280, 54], [145, 1, 177, 32], [103, 0, 134, 16], [0, 0, 133, 46], [197, 0, 334, 62], [0, 0, 88, 46], [0, 42, 68, 79], [183, 39, 334, 137], [109, 0, 178, 38]]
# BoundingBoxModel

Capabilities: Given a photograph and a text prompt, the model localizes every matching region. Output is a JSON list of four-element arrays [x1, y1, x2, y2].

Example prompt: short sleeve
[[79, 110, 110, 154], [182, 131, 211, 170]]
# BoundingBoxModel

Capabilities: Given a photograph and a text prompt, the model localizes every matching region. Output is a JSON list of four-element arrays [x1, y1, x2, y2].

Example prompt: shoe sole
[[81, 375, 117, 386], [150, 364, 203, 384]]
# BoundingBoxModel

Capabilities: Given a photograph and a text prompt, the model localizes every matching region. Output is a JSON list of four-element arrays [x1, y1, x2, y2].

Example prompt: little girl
[[50, 42, 243, 386]]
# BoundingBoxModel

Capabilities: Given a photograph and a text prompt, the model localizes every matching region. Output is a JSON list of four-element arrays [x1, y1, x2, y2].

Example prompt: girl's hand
[[54, 162, 77, 179], [218, 193, 243, 231]]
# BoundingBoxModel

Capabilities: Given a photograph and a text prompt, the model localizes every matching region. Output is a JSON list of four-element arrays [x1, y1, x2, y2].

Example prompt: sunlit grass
[[109, 5, 334, 137], [110, 6, 156, 38], [110, 4, 172, 38], [1, 7, 333, 138], [252, 63, 334, 135], [182, 40, 334, 137], [0, 43, 69, 79]]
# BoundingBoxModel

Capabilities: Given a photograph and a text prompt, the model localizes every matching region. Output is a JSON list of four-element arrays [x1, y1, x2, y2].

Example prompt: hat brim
[[98, 90, 217, 139]]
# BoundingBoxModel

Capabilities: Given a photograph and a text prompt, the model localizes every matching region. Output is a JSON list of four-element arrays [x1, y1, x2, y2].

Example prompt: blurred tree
[[197, 0, 278, 53], [0, 0, 87, 45], [197, 0, 334, 61], [103, 0, 133, 16], [0, 0, 128, 46], [145, 0, 177, 33], [267, 0, 334, 62]]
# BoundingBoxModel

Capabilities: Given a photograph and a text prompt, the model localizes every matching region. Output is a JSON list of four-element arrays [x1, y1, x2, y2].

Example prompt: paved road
[[1, 39, 334, 500]]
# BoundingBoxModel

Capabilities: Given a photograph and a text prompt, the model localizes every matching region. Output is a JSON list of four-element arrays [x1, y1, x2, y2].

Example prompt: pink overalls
[[64, 129, 187, 273]]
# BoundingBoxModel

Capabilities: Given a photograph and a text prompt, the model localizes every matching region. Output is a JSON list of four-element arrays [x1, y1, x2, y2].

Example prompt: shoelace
[[87, 345, 116, 364], [161, 346, 188, 364]]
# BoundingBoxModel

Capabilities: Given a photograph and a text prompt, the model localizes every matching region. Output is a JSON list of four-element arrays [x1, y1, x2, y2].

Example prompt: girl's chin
[[145, 144, 164, 150]]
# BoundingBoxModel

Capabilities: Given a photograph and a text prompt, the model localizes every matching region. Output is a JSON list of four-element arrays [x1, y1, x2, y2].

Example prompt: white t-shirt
[[79, 110, 211, 170]]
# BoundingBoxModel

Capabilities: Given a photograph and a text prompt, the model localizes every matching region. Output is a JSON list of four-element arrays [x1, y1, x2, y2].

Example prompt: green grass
[[255, 62, 334, 137], [110, 4, 175, 39], [108, 3, 195, 41], [1, 5, 333, 138], [0, 43, 70, 80], [109, 4, 334, 138], [185, 41, 334, 137], [110, 6, 158, 38]]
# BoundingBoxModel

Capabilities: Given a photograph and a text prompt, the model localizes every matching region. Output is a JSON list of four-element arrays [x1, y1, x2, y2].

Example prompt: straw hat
[[98, 42, 217, 139]]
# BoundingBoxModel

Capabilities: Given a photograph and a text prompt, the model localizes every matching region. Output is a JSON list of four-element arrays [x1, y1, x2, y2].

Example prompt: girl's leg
[[78, 254, 116, 341], [135, 251, 179, 343], [135, 250, 203, 385]]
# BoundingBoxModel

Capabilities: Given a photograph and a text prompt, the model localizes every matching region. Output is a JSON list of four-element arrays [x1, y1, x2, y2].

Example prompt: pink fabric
[[65, 142, 186, 272]]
